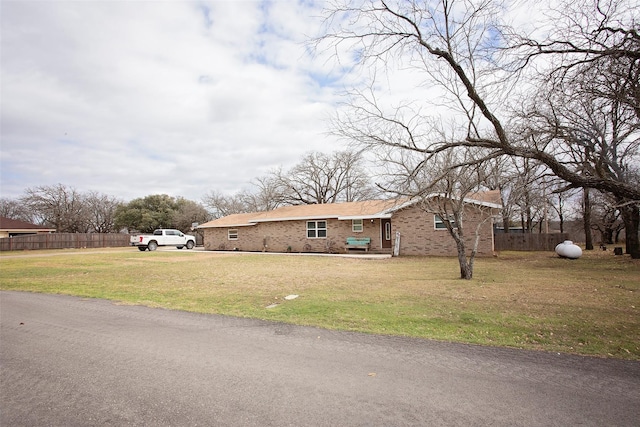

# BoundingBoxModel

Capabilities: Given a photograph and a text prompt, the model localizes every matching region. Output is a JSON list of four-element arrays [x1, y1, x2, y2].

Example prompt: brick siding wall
[[203, 218, 384, 253], [202, 204, 496, 256], [391, 204, 495, 256]]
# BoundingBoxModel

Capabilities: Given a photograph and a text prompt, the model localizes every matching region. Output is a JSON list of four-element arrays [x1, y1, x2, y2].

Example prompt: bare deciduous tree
[[0, 198, 34, 223], [203, 150, 377, 216], [420, 158, 496, 279], [481, 157, 557, 234], [245, 174, 289, 212], [518, 60, 639, 251], [545, 184, 578, 235], [20, 184, 88, 232], [319, 0, 640, 256], [202, 190, 252, 219], [83, 191, 123, 233], [590, 191, 625, 245], [510, 0, 640, 119], [275, 150, 377, 205], [378, 146, 498, 279], [502, 159, 549, 234]]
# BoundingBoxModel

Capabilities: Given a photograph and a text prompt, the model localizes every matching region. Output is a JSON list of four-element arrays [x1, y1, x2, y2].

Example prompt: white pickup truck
[[130, 229, 196, 251]]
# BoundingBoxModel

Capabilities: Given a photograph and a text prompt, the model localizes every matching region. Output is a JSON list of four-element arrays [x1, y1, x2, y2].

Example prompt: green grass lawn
[[1, 248, 638, 359]]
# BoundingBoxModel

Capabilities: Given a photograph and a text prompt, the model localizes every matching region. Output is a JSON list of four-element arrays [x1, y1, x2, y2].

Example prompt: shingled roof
[[198, 191, 501, 229], [198, 199, 404, 228], [0, 216, 56, 232]]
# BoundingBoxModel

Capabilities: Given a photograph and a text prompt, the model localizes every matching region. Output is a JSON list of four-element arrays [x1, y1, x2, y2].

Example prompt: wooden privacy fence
[[494, 233, 571, 251], [0, 233, 131, 251]]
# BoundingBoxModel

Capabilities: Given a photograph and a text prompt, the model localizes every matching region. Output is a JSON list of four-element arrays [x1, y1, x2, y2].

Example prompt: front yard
[[1, 248, 638, 359]]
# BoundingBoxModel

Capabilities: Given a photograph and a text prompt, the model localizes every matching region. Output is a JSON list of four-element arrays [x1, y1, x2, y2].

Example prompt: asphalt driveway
[[1, 291, 639, 426]]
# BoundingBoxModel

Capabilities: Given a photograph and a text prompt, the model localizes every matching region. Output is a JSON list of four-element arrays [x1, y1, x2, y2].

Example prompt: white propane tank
[[555, 240, 582, 259]]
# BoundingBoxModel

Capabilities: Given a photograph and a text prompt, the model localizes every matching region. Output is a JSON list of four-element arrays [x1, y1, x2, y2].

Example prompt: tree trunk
[[502, 216, 510, 233], [458, 254, 473, 279], [455, 240, 473, 280], [620, 203, 640, 259], [583, 188, 594, 250]]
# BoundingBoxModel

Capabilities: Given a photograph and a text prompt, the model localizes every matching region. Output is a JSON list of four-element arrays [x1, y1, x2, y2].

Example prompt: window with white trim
[[434, 215, 457, 230], [228, 229, 238, 240], [352, 219, 363, 232], [307, 220, 327, 238]]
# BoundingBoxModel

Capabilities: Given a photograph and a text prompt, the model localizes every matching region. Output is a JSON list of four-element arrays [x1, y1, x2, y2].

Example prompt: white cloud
[[1, 0, 559, 205], [1, 0, 344, 202]]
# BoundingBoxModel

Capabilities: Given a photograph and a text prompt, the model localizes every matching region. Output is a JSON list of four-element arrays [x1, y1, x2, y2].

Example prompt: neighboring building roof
[[198, 191, 502, 229], [0, 216, 56, 232]]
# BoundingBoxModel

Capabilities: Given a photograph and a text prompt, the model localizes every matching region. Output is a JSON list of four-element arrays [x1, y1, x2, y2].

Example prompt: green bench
[[345, 237, 371, 252]]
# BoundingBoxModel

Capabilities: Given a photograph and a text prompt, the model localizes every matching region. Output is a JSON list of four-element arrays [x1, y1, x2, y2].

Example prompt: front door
[[381, 219, 392, 249]]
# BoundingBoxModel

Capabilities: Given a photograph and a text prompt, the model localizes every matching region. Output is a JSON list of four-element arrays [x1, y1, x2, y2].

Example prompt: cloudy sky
[[1, 0, 353, 202]]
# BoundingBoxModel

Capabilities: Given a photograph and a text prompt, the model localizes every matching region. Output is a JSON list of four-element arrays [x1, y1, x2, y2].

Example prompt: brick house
[[198, 191, 501, 256]]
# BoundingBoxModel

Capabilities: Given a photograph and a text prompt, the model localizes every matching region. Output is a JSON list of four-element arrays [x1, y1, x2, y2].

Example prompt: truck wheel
[[186, 240, 195, 249], [138, 246, 146, 251], [147, 241, 158, 251]]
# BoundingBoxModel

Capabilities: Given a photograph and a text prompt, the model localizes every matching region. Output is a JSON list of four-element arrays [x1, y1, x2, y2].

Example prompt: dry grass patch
[[1, 248, 638, 359]]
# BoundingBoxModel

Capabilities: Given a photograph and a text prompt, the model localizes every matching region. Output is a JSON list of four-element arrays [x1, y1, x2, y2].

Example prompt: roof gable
[[466, 189, 502, 207]]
